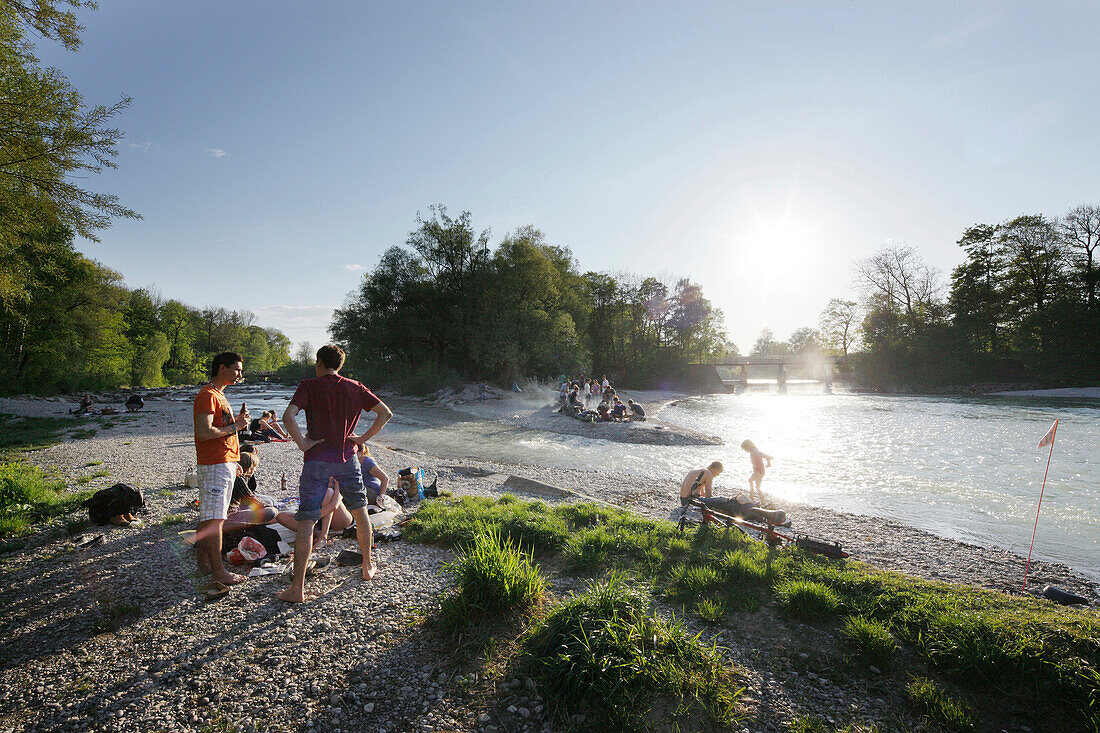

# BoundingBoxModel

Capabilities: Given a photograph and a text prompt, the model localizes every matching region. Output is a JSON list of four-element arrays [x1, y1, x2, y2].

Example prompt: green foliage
[[406, 495, 1100, 729], [0, 460, 88, 535], [91, 599, 142, 635], [842, 615, 897, 668], [906, 677, 976, 732], [523, 575, 743, 731], [437, 529, 546, 630], [852, 204, 1100, 387], [331, 209, 726, 388]]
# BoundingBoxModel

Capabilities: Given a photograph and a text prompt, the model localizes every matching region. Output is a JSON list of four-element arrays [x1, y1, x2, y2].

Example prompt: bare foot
[[277, 588, 318, 603], [362, 564, 377, 581], [213, 571, 247, 585]]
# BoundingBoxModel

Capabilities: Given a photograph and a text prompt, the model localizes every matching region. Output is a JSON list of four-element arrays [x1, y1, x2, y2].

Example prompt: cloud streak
[[343, 264, 364, 271], [128, 142, 156, 153], [204, 147, 228, 158]]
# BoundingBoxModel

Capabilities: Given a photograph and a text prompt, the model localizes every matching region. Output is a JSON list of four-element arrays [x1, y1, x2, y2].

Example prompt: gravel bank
[[0, 395, 1096, 733]]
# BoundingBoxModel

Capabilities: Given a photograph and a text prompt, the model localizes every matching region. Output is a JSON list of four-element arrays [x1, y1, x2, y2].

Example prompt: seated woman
[[224, 451, 278, 536], [358, 444, 389, 505], [251, 410, 290, 440], [596, 400, 612, 421]]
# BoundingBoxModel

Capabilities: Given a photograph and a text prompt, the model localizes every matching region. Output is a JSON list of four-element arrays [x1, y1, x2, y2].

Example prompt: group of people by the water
[[189, 348, 772, 603], [557, 374, 646, 422], [192, 345, 392, 603]]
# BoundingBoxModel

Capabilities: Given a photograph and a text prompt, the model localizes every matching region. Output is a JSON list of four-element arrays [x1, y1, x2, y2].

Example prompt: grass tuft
[[161, 514, 188, 526], [842, 615, 897, 668], [523, 574, 744, 731], [437, 528, 546, 632], [0, 461, 90, 536], [91, 600, 142, 635], [774, 579, 842, 621], [906, 676, 976, 732], [74, 468, 110, 485]]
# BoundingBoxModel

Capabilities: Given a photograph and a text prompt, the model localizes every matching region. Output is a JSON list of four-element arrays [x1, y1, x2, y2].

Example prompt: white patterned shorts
[[197, 462, 235, 522]]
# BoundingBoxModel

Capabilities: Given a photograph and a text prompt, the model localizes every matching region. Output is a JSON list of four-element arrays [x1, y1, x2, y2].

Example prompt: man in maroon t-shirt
[[280, 344, 392, 603]]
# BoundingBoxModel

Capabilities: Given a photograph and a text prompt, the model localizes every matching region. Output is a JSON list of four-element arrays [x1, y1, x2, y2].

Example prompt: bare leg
[[350, 506, 376, 580], [277, 519, 317, 603], [196, 519, 245, 585]]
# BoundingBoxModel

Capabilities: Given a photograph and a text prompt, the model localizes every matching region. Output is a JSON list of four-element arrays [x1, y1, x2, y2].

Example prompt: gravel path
[[0, 394, 1096, 733]]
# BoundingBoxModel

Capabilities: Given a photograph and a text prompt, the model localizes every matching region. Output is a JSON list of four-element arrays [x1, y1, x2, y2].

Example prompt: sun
[[732, 217, 820, 286]]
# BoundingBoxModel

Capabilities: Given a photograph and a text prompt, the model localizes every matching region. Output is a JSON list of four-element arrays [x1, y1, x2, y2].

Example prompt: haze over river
[[254, 385, 1100, 582]]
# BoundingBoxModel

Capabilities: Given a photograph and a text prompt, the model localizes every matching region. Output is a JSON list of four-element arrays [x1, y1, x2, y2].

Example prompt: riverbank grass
[[0, 461, 89, 537], [408, 495, 1100, 730]]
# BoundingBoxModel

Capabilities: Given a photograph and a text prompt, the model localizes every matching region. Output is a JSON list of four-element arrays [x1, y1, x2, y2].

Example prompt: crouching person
[[279, 345, 392, 603]]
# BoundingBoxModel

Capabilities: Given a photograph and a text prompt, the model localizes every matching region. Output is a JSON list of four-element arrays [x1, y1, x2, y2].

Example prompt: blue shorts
[[296, 456, 367, 522]]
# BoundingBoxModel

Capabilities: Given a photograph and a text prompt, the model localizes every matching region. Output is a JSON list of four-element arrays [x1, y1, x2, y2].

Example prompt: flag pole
[[1023, 419, 1058, 591]]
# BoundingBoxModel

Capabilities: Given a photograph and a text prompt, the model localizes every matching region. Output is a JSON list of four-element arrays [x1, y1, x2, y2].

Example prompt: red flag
[[1037, 420, 1058, 449]]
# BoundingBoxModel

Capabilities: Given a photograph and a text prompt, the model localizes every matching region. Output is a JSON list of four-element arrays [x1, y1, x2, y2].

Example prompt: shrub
[[842, 615, 897, 668], [905, 677, 976, 732], [774, 580, 841, 621]]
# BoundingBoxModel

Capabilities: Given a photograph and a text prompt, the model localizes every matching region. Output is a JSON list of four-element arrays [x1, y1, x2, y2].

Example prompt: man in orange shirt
[[193, 351, 250, 586]]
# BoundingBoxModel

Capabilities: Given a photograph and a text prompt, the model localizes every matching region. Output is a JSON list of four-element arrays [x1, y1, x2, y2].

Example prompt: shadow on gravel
[[0, 524, 192, 673]]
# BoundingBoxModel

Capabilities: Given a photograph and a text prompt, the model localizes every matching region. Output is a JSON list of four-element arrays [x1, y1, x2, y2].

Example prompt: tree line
[[742, 204, 1100, 389], [0, 2, 292, 394], [330, 206, 727, 390]]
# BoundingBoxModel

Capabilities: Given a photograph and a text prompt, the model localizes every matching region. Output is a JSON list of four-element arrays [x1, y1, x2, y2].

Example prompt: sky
[[38, 1, 1100, 354]]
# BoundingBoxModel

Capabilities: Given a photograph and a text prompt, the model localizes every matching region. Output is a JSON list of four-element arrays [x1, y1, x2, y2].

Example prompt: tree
[[856, 243, 939, 327], [1060, 204, 1100, 310], [998, 215, 1066, 353], [0, 2, 138, 240], [818, 298, 859, 356], [751, 329, 781, 356], [948, 224, 1006, 354], [786, 327, 820, 354]]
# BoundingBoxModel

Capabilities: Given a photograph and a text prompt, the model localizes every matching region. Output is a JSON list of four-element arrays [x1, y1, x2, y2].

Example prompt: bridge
[[699, 354, 846, 394]]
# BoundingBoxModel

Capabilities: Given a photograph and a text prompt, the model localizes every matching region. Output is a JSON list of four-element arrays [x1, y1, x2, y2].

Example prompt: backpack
[[82, 483, 145, 525]]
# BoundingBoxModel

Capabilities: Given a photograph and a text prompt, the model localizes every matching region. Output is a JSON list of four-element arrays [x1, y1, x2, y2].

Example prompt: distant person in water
[[741, 439, 772, 503], [280, 344, 392, 602]]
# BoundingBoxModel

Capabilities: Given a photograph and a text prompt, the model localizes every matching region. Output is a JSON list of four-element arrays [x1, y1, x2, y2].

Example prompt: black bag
[[82, 483, 145, 525]]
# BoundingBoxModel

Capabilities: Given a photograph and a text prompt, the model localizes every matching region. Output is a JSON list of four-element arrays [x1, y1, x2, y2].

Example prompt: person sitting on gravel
[[358, 444, 389, 506], [249, 410, 290, 441], [626, 399, 645, 421], [611, 396, 629, 421], [597, 400, 612, 421], [224, 451, 278, 535], [275, 476, 352, 548], [679, 462, 726, 509], [69, 394, 94, 415]]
